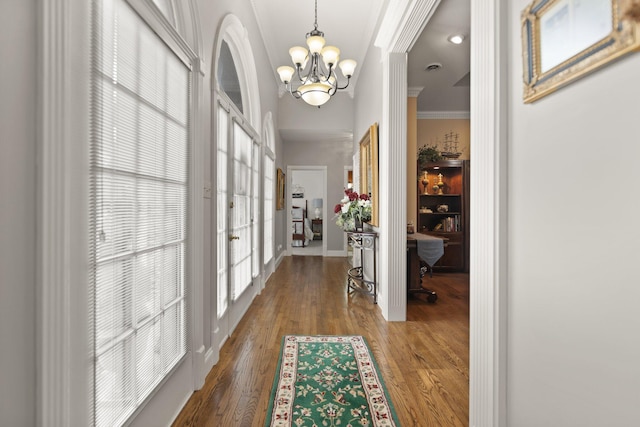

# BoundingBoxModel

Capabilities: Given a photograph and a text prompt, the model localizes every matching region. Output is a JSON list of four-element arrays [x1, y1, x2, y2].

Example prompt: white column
[[379, 52, 408, 321], [38, 1, 91, 425], [190, 58, 207, 390], [470, 0, 508, 426]]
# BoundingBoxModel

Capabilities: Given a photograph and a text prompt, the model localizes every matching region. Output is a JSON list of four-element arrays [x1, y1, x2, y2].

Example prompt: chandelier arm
[[294, 64, 307, 84], [315, 59, 332, 83], [335, 77, 352, 91], [287, 82, 302, 99]]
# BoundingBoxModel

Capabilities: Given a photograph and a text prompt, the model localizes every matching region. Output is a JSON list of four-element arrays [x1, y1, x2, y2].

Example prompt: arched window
[[213, 15, 262, 343], [217, 40, 243, 113]]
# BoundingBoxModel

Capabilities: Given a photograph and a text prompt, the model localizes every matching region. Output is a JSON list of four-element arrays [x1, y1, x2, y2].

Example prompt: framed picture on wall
[[359, 123, 379, 226], [522, 0, 640, 103], [276, 168, 285, 210]]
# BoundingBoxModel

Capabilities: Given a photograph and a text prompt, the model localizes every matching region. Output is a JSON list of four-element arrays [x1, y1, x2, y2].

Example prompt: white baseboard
[[203, 345, 217, 380], [193, 345, 206, 390], [326, 250, 347, 257]]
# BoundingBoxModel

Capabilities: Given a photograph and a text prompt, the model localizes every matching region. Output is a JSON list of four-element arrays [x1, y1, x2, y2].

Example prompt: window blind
[[90, 1, 189, 425], [252, 142, 260, 278], [263, 155, 274, 263]]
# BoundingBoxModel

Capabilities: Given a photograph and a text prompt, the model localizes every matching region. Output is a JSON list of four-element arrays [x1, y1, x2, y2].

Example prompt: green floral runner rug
[[265, 335, 400, 426]]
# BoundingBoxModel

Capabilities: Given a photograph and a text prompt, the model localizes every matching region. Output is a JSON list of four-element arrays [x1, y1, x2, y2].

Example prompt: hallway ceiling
[[250, 0, 386, 100], [250, 0, 470, 142]]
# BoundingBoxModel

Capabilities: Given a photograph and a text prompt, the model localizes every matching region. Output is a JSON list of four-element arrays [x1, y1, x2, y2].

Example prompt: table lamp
[[312, 198, 323, 219]]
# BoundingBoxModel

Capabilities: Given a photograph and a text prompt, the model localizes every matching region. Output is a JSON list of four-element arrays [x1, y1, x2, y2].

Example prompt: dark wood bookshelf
[[417, 159, 470, 272]]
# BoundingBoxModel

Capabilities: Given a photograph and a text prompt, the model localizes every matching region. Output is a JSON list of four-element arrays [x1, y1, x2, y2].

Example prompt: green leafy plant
[[418, 144, 442, 164]]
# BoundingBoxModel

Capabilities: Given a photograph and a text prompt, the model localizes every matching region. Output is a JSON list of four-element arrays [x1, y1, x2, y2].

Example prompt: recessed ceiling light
[[424, 63, 442, 72], [448, 34, 465, 44]]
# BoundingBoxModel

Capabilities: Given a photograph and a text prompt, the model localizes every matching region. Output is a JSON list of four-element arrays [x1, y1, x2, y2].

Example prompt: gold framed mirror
[[359, 123, 379, 226], [522, 0, 640, 103]]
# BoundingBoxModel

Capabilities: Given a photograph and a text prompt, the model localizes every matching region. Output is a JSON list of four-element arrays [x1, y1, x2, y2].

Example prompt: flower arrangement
[[333, 188, 372, 232]]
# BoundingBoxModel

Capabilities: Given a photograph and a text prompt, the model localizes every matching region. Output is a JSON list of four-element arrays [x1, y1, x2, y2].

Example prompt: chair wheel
[[427, 293, 438, 303]]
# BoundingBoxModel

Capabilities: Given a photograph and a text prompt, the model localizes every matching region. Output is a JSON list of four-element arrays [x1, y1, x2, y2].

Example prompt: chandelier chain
[[314, 0, 318, 31]]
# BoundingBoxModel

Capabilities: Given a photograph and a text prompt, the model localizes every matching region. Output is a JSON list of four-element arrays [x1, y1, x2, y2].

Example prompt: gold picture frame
[[359, 123, 379, 227], [276, 168, 285, 210], [522, 0, 640, 103]]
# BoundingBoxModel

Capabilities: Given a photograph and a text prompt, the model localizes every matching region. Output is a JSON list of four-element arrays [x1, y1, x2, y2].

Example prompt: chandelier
[[276, 0, 357, 107]]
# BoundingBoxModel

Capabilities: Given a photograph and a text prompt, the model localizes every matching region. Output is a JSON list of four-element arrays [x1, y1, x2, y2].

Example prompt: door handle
[[229, 235, 240, 241]]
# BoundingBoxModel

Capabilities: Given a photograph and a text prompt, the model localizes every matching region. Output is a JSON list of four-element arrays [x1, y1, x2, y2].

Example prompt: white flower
[[341, 204, 350, 214]]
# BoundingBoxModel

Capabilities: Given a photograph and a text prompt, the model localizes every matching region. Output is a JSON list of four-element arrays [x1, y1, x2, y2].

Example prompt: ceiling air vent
[[424, 62, 442, 72]]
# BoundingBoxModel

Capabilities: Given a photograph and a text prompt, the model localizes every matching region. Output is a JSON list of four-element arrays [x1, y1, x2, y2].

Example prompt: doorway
[[287, 166, 327, 256]]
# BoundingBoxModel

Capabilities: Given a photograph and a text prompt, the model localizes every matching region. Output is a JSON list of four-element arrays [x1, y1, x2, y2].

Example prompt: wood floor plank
[[172, 256, 469, 426]]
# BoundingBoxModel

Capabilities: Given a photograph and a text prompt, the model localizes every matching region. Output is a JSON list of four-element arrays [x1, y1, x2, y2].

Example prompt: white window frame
[[211, 13, 263, 348], [38, 0, 205, 425], [262, 112, 276, 282]]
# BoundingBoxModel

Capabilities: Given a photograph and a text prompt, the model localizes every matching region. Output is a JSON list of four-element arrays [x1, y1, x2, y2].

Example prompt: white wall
[[290, 170, 324, 217], [507, 2, 640, 426], [0, 1, 37, 425], [353, 43, 384, 154], [284, 141, 353, 252]]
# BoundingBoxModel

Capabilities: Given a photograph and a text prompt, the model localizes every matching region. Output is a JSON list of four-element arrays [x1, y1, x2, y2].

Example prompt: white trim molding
[[469, 0, 508, 426], [417, 111, 471, 119], [378, 52, 408, 321], [38, 0, 91, 425], [375, 0, 508, 425], [189, 40, 206, 392], [374, 0, 442, 320], [213, 14, 262, 132], [408, 86, 424, 98]]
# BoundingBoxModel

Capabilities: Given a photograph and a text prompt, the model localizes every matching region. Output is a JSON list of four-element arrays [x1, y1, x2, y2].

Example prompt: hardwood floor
[[172, 256, 469, 426]]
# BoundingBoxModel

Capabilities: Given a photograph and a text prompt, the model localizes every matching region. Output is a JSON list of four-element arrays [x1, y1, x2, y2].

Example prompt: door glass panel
[[216, 106, 229, 318], [231, 122, 252, 299]]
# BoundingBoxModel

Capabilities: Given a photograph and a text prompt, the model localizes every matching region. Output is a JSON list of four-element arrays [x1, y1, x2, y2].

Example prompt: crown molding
[[375, 0, 441, 52], [408, 86, 424, 97], [417, 111, 470, 119]]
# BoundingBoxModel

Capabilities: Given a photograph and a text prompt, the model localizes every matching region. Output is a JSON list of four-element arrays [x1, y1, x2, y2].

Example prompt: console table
[[346, 231, 378, 303]]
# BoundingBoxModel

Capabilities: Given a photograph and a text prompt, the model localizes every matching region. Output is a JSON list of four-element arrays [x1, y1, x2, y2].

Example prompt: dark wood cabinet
[[417, 160, 469, 272]]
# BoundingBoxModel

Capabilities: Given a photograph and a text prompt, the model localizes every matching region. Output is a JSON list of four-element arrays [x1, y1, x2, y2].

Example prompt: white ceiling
[[408, 0, 471, 112], [250, 0, 470, 141]]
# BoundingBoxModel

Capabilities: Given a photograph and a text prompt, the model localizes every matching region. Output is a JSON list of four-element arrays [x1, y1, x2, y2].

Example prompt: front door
[[216, 101, 259, 346]]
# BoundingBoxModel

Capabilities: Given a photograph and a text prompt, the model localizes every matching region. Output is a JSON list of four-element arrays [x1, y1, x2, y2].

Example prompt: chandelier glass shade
[[276, 0, 357, 107]]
